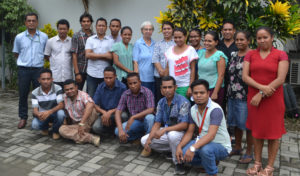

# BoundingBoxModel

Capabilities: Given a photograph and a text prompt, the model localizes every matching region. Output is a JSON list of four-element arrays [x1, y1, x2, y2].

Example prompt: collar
[[220, 39, 235, 48], [104, 80, 120, 89], [162, 38, 174, 43], [141, 37, 154, 47], [79, 29, 94, 36], [197, 98, 212, 111], [165, 93, 179, 106], [94, 34, 109, 40], [38, 83, 55, 95], [256, 46, 275, 52], [55, 35, 70, 42], [26, 30, 40, 36], [126, 86, 146, 96]]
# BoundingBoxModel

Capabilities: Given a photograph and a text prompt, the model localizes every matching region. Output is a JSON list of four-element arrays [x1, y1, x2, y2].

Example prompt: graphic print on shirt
[[174, 56, 189, 76]]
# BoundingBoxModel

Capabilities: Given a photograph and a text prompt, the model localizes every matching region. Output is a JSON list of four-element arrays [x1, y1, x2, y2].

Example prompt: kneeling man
[[176, 79, 231, 176], [141, 76, 190, 175], [31, 68, 65, 139], [59, 79, 100, 146]]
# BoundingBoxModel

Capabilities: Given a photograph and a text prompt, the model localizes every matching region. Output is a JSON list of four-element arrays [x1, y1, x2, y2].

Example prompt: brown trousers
[[59, 109, 98, 144]]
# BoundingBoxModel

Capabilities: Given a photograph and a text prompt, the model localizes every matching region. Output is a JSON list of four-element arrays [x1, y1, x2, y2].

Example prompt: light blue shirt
[[133, 37, 155, 82], [13, 30, 48, 67], [85, 35, 114, 78]]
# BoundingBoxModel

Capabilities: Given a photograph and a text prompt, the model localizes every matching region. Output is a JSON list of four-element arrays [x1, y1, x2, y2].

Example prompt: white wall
[[28, 0, 169, 42]]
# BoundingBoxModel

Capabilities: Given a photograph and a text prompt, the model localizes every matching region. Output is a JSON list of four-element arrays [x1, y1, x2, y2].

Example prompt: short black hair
[[174, 27, 187, 36], [127, 72, 140, 80], [79, 13, 93, 23], [189, 28, 201, 37], [104, 66, 116, 75], [25, 12, 38, 21], [96, 17, 107, 26], [191, 79, 209, 92], [162, 21, 174, 30], [161, 76, 176, 86], [256, 26, 274, 37], [57, 19, 70, 29], [222, 19, 235, 29], [234, 30, 251, 41], [39, 68, 52, 77], [63, 79, 76, 87], [121, 26, 132, 35], [110, 18, 121, 26]]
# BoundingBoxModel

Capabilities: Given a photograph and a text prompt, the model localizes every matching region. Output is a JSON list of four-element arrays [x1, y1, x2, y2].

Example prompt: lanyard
[[196, 108, 208, 134]]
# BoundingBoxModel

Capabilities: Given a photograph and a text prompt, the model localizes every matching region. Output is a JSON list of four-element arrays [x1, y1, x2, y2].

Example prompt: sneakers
[[92, 136, 100, 147], [140, 148, 151, 157], [132, 139, 141, 145], [174, 164, 185, 175], [52, 133, 60, 140], [41, 130, 49, 136]]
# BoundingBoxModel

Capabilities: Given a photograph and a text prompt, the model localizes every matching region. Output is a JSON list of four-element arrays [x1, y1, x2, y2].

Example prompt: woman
[[111, 26, 134, 84], [152, 21, 175, 103], [242, 27, 289, 176], [189, 28, 204, 52], [133, 21, 155, 94], [165, 27, 198, 98], [227, 31, 253, 164], [197, 31, 227, 105]]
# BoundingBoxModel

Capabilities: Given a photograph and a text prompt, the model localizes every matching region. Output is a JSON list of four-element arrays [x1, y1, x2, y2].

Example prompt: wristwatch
[[259, 90, 264, 97], [189, 146, 196, 152]]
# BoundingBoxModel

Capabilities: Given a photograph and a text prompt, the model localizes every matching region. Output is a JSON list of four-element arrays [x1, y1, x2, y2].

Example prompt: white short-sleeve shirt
[[44, 35, 72, 82], [165, 46, 198, 87], [85, 35, 114, 78]]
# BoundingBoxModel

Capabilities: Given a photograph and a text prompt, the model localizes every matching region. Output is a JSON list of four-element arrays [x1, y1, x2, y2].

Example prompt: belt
[[18, 66, 43, 70]]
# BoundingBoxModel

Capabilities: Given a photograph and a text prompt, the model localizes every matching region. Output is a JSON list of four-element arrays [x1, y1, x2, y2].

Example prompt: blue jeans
[[86, 74, 104, 98], [31, 110, 65, 133], [182, 140, 229, 175], [18, 67, 42, 119], [141, 82, 155, 96], [115, 114, 155, 141]]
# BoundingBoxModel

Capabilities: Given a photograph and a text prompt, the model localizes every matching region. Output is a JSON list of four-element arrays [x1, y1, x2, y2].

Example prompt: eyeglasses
[[189, 36, 200, 39], [143, 28, 153, 31]]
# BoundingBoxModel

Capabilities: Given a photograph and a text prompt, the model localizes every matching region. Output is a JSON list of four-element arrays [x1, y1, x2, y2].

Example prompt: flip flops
[[229, 148, 243, 156], [239, 154, 253, 164]]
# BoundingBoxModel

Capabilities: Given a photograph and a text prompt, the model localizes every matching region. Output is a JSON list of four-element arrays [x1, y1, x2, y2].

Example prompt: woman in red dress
[[242, 27, 289, 176]]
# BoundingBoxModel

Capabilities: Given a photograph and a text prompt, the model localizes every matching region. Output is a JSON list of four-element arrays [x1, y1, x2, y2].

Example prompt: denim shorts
[[227, 98, 248, 130]]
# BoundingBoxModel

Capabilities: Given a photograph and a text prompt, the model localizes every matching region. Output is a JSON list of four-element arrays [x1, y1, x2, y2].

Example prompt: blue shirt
[[133, 37, 155, 82], [13, 30, 48, 67], [93, 79, 127, 111], [155, 93, 190, 126]]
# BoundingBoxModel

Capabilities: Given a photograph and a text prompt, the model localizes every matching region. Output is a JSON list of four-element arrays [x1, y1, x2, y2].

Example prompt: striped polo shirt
[[31, 84, 63, 112]]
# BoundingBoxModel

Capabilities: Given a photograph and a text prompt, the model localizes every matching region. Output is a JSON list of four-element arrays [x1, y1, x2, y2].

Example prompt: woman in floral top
[[227, 31, 253, 164]]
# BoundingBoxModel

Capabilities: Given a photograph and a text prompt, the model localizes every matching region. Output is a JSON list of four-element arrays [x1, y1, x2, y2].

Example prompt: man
[[114, 73, 155, 143], [108, 18, 122, 43], [141, 76, 190, 175], [59, 79, 100, 146], [176, 79, 231, 176], [218, 20, 238, 61], [85, 17, 114, 98], [44, 19, 72, 88], [13, 12, 48, 129], [31, 69, 65, 139], [71, 13, 94, 91], [92, 66, 127, 136]]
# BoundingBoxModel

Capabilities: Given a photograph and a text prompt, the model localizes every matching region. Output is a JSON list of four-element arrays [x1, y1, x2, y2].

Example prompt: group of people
[[12, 11, 289, 176]]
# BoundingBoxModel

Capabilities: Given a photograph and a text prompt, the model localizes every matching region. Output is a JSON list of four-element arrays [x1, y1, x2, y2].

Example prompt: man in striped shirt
[[31, 69, 65, 139]]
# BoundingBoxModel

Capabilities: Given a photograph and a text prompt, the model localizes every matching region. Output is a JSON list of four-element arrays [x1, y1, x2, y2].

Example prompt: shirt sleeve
[[12, 35, 20, 53], [93, 86, 101, 106], [110, 42, 118, 53], [279, 50, 289, 61], [145, 89, 155, 109], [210, 108, 223, 126], [154, 100, 163, 123], [132, 42, 139, 61], [31, 94, 39, 108], [117, 92, 127, 111], [178, 102, 191, 123], [189, 47, 199, 62], [71, 34, 79, 53], [56, 88, 63, 104], [85, 37, 93, 50], [152, 42, 160, 63], [244, 50, 253, 62], [44, 39, 51, 56]]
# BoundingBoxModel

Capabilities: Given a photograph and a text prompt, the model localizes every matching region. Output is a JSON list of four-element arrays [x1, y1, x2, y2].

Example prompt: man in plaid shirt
[[114, 73, 155, 143], [71, 13, 94, 90]]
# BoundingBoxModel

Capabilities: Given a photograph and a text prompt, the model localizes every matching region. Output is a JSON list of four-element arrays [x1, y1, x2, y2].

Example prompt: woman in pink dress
[[242, 27, 289, 176]]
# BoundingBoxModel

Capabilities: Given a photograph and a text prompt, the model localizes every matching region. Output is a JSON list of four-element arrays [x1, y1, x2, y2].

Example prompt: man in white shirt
[[85, 17, 114, 98], [44, 19, 72, 88]]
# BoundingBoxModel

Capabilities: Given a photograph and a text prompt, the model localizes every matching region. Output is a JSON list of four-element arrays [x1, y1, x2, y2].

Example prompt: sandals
[[239, 154, 253, 164], [246, 161, 262, 176], [258, 166, 274, 176], [229, 148, 243, 156]]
